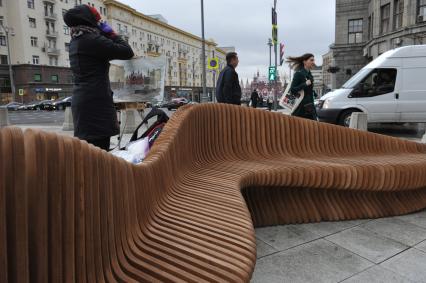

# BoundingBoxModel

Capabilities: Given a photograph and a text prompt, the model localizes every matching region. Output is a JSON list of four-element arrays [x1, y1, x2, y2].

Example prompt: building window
[[51, 75, 58, 82], [27, 0, 34, 9], [65, 43, 70, 52], [419, 0, 426, 22], [30, 37, 38, 47], [0, 36, 6, 46], [0, 16, 3, 26], [394, 0, 404, 29], [34, 74, 42, 81], [32, 56, 40, 65], [348, 19, 363, 44], [64, 26, 70, 35], [29, 18, 36, 28], [380, 4, 390, 34], [0, 55, 8, 65], [49, 56, 58, 66]]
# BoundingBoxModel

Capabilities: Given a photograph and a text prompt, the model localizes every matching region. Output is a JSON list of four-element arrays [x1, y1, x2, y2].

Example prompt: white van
[[317, 45, 426, 127]]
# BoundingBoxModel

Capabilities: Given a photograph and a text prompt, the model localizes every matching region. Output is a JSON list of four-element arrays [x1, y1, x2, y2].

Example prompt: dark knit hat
[[63, 5, 99, 28]]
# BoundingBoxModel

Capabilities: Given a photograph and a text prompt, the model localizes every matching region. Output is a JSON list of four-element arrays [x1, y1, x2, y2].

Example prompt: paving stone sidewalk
[[253, 211, 426, 283]]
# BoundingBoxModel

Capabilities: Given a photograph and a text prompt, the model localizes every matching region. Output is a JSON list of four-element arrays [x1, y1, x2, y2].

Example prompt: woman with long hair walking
[[287, 53, 317, 120]]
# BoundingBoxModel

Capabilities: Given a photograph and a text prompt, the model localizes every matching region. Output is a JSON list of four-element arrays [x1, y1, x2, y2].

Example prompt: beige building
[[0, 0, 228, 103]]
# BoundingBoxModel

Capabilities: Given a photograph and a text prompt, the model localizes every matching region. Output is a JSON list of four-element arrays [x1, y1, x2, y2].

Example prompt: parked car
[[162, 98, 189, 110], [317, 45, 426, 127], [0, 102, 23, 111], [45, 96, 72, 111], [19, 100, 52, 111]]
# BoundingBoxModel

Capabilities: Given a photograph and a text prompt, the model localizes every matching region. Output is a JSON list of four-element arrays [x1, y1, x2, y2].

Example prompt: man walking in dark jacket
[[64, 5, 134, 151], [250, 89, 259, 108], [216, 52, 242, 105]]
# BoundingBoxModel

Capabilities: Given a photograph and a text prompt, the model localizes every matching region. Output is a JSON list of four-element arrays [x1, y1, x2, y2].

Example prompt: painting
[[110, 56, 166, 103]]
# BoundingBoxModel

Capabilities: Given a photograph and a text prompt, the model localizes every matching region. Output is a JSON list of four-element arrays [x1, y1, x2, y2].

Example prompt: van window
[[352, 68, 397, 97], [342, 68, 372, 89]]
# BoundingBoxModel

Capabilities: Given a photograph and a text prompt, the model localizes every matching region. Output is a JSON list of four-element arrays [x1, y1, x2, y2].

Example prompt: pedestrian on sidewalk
[[64, 5, 134, 151], [216, 52, 242, 105], [287, 53, 317, 120], [267, 94, 273, 111], [251, 89, 259, 108]]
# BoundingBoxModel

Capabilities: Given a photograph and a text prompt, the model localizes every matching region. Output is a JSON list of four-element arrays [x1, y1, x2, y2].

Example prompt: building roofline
[[104, 0, 218, 47]]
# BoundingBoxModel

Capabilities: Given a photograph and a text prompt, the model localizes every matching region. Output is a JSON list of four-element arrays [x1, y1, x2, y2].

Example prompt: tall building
[[325, 0, 426, 89], [311, 65, 324, 97], [0, 0, 228, 103]]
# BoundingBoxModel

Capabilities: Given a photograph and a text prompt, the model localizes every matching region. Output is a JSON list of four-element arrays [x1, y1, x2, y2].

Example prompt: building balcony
[[47, 48, 60, 55], [118, 30, 129, 38], [44, 13, 57, 21], [46, 30, 58, 38]]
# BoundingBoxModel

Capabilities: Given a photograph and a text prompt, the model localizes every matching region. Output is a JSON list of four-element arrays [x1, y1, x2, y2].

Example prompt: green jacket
[[290, 68, 315, 118]]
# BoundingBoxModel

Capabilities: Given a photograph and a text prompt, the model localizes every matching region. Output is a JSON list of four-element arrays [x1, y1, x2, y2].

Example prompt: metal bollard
[[62, 107, 74, 131], [349, 112, 368, 131], [0, 108, 10, 128]]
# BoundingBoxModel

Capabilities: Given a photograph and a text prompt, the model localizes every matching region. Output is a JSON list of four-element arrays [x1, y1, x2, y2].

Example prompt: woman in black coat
[[64, 5, 134, 150]]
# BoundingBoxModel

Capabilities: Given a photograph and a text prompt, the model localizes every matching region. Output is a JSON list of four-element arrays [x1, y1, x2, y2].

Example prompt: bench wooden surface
[[1, 103, 426, 282]]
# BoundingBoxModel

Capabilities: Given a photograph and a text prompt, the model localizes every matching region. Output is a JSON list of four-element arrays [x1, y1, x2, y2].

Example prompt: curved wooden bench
[[1, 103, 426, 282]]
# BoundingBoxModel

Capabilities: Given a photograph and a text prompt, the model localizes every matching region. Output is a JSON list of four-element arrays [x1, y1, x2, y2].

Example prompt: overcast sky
[[120, 0, 335, 82]]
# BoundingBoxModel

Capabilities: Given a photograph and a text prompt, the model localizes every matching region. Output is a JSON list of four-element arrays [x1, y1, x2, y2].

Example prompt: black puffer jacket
[[64, 5, 134, 140]]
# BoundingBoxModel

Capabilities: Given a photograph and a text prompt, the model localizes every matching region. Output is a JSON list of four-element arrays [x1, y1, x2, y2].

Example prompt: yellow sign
[[208, 58, 219, 70], [19, 89, 24, 96], [272, 25, 278, 44]]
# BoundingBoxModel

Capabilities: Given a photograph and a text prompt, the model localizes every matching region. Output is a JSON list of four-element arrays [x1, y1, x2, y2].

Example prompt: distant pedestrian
[[251, 89, 259, 108], [216, 52, 242, 105], [64, 5, 134, 151], [287, 53, 317, 120], [267, 95, 273, 111]]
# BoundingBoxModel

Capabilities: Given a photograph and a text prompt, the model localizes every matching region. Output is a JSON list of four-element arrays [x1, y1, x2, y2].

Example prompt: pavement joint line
[[256, 219, 377, 260], [337, 263, 417, 283], [378, 248, 426, 282], [323, 238, 380, 265], [360, 221, 426, 248], [337, 265, 379, 283]]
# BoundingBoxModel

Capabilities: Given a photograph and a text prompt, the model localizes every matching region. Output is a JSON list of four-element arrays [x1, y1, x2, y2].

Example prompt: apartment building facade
[[324, 0, 426, 89], [0, 0, 227, 103]]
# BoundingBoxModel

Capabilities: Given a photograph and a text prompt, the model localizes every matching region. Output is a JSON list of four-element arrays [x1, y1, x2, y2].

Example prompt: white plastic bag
[[111, 137, 150, 164]]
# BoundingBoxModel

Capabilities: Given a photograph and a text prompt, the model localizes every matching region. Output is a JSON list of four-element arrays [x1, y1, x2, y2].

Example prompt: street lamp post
[[273, 0, 278, 111], [200, 0, 207, 103], [268, 38, 273, 67], [1, 25, 15, 102]]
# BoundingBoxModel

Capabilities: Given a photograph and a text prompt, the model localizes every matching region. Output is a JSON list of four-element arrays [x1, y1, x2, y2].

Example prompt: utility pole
[[268, 38, 273, 67], [200, 0, 207, 103], [272, 1, 278, 111]]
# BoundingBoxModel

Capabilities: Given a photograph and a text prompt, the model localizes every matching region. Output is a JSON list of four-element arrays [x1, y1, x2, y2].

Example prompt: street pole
[[268, 38, 272, 67], [212, 50, 216, 103], [1, 25, 15, 102], [200, 0, 207, 103], [273, 2, 278, 111]]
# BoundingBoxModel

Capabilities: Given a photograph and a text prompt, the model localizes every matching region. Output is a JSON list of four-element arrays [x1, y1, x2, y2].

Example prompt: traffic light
[[280, 43, 285, 66]]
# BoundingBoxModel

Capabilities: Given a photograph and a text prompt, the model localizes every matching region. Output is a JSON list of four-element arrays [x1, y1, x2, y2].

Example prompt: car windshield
[[342, 68, 372, 89]]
